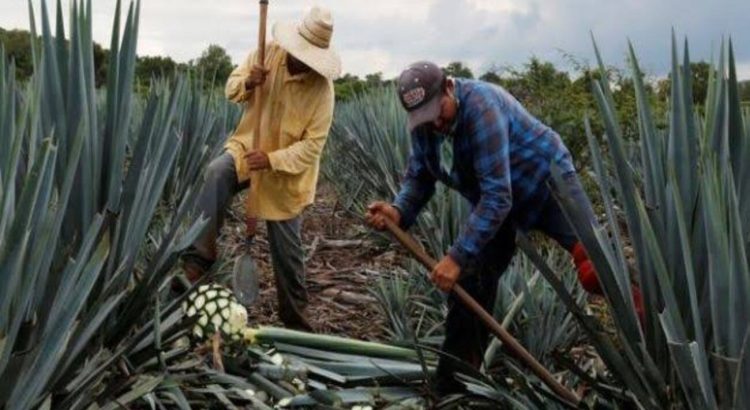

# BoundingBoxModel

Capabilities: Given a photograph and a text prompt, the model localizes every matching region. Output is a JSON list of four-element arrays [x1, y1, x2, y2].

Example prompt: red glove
[[572, 242, 601, 294], [570, 242, 645, 324], [630, 283, 645, 324]]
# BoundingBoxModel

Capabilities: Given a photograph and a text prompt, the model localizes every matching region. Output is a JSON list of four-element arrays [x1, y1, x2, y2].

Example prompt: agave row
[[0, 1, 239, 408]]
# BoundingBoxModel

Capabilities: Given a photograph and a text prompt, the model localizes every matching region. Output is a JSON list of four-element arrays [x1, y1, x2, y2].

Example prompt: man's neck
[[286, 54, 311, 77], [287, 64, 310, 76]]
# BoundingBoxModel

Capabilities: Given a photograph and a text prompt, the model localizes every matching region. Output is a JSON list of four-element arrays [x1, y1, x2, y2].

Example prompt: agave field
[[325, 35, 750, 410], [1, 0, 749, 409]]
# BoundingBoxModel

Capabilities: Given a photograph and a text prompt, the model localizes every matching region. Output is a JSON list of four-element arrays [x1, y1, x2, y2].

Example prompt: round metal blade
[[232, 254, 260, 306]]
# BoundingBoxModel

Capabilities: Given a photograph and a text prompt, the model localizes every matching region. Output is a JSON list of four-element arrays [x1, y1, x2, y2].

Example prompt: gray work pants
[[185, 152, 311, 331]]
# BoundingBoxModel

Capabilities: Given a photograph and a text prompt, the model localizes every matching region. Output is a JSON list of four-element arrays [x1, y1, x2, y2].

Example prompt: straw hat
[[273, 6, 341, 80]]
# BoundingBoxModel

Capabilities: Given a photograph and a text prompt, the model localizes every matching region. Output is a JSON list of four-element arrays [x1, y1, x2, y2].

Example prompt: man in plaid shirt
[[366, 61, 641, 395]]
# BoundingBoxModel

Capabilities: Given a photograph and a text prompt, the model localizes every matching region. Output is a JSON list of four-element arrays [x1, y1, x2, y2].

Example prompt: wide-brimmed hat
[[273, 6, 341, 80]]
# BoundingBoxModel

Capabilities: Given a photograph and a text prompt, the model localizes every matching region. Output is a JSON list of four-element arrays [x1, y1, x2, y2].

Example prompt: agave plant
[[486, 250, 585, 371], [522, 34, 750, 409], [323, 86, 470, 257], [164, 74, 241, 204], [370, 265, 447, 346], [0, 0, 246, 407]]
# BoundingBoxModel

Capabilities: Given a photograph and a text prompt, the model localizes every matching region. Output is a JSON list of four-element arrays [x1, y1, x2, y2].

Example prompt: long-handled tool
[[233, 0, 269, 306], [382, 218, 581, 406]]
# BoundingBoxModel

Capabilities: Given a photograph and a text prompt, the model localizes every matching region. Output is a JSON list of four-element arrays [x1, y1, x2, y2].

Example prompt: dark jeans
[[435, 171, 595, 395], [184, 153, 311, 331], [435, 221, 517, 395]]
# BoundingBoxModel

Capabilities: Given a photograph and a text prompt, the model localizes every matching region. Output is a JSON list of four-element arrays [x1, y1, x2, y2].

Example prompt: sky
[[1, 0, 749, 80]]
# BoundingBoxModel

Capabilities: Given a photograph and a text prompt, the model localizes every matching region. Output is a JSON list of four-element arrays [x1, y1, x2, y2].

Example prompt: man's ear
[[444, 77, 455, 96]]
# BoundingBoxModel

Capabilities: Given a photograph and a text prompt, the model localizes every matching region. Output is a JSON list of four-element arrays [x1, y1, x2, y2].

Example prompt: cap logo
[[402, 87, 426, 109]]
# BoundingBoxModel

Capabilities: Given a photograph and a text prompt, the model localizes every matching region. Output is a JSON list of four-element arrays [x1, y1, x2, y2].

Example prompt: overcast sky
[[1, 0, 749, 80]]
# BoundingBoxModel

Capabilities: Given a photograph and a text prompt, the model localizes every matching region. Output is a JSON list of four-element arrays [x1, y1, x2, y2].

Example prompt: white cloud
[[737, 62, 750, 81], [0, 0, 748, 79], [340, 48, 395, 77], [467, 0, 533, 14]]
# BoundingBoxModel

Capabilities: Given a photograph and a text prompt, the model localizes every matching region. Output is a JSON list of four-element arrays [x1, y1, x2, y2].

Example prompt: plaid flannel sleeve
[[448, 96, 513, 267], [392, 134, 437, 229]]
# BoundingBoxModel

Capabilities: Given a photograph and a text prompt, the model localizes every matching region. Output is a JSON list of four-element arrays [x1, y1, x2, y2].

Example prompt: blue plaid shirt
[[393, 79, 576, 267]]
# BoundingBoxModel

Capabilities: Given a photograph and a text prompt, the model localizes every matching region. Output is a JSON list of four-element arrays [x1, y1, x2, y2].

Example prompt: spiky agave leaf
[[0, 1, 229, 408], [529, 35, 750, 409]]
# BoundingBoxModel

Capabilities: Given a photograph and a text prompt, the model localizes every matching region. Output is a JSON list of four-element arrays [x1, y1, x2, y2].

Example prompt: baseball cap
[[397, 61, 445, 132]]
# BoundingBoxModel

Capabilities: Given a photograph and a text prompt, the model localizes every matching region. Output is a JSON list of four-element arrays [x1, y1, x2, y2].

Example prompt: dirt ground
[[217, 181, 405, 341]]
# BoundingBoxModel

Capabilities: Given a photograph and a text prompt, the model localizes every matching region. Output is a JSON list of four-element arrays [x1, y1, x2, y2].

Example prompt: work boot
[[183, 256, 211, 283], [171, 254, 213, 294], [437, 352, 482, 395], [434, 373, 466, 398]]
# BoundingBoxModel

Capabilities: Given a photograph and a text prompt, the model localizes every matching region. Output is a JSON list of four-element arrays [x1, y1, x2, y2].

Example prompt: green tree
[[443, 61, 474, 79], [0, 27, 34, 81], [135, 55, 177, 88], [365, 72, 385, 87], [195, 44, 234, 87], [611, 76, 642, 139], [334, 73, 367, 102], [741, 80, 750, 102], [1, 26, 114, 86], [333, 72, 391, 102], [656, 61, 713, 105], [479, 70, 501, 84], [498, 58, 595, 159], [93, 42, 109, 87]]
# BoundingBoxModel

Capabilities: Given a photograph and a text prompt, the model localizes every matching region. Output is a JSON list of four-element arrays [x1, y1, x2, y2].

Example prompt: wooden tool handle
[[382, 218, 580, 406], [253, 0, 268, 152], [246, 0, 269, 238]]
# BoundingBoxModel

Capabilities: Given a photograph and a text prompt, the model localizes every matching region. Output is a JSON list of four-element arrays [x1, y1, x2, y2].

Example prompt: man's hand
[[245, 64, 270, 90], [431, 254, 461, 292], [245, 150, 271, 171], [365, 202, 401, 230]]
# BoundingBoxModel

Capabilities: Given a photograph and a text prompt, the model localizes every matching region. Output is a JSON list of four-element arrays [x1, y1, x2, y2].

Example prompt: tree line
[[0, 27, 233, 90], [3, 25, 749, 154]]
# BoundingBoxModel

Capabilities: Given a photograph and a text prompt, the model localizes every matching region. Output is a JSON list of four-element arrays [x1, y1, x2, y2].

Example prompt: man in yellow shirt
[[182, 6, 340, 331]]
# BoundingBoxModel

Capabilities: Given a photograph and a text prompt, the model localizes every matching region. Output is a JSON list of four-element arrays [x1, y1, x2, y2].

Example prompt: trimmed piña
[[183, 284, 248, 341]]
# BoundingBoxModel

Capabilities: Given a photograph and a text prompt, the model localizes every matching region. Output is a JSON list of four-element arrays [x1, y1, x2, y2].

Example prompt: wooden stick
[[382, 218, 581, 406], [253, 0, 268, 152], [246, 0, 269, 238], [211, 332, 225, 372]]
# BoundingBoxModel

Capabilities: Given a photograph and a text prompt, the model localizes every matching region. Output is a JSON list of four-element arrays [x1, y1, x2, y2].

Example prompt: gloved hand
[[571, 241, 645, 324], [572, 242, 601, 293]]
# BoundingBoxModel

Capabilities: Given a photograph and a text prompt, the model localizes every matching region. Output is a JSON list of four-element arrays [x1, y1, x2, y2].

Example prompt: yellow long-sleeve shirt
[[224, 42, 334, 221]]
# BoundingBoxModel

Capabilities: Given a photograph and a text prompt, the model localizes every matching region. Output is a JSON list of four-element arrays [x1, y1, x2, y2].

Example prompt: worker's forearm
[[392, 179, 435, 229]]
